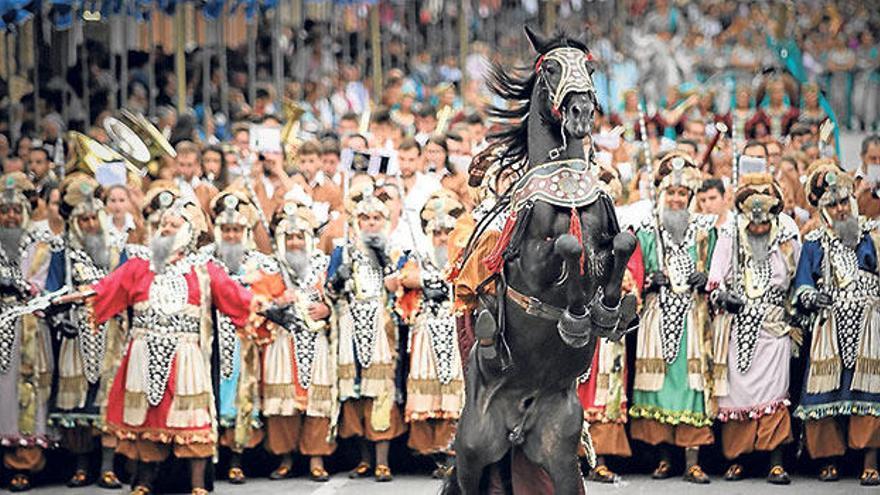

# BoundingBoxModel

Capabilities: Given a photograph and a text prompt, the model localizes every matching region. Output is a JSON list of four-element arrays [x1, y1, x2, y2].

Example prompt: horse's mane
[[485, 32, 590, 174]]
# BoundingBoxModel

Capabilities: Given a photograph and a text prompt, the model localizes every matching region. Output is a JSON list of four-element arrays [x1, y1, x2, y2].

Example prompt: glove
[[798, 290, 832, 312], [713, 290, 745, 314], [688, 271, 708, 291], [0, 277, 24, 298], [260, 303, 300, 331], [423, 286, 448, 302], [328, 265, 352, 292], [43, 300, 74, 319], [48, 311, 80, 338], [645, 272, 669, 292]]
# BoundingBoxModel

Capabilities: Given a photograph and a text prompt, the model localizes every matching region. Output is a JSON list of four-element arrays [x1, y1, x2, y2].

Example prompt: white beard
[[284, 249, 310, 280], [833, 215, 861, 249], [746, 231, 771, 264], [150, 234, 175, 274], [217, 241, 245, 274], [433, 244, 448, 268], [82, 232, 110, 271], [662, 208, 690, 245], [0, 227, 23, 259]]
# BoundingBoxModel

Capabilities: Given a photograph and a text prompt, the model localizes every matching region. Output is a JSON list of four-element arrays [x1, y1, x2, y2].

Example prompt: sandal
[[374, 464, 393, 482], [819, 464, 839, 482], [269, 464, 294, 480], [348, 461, 372, 479], [861, 469, 880, 487], [228, 466, 246, 484], [431, 464, 454, 479], [98, 471, 122, 489], [651, 460, 672, 479], [129, 486, 151, 495], [588, 465, 618, 483], [683, 465, 711, 484], [767, 465, 790, 485], [310, 467, 330, 482], [67, 469, 90, 488], [724, 463, 744, 481], [9, 474, 31, 493], [191, 489, 209, 495]]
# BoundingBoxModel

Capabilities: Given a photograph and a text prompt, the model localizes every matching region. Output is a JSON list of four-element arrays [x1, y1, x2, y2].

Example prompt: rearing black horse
[[446, 27, 637, 494]]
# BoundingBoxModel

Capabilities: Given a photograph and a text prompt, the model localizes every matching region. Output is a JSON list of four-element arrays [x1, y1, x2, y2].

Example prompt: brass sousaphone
[[66, 131, 143, 187], [103, 109, 177, 178]]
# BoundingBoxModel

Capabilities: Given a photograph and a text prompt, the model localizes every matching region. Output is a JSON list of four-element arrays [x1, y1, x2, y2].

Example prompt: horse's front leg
[[522, 389, 584, 495], [591, 231, 636, 339]]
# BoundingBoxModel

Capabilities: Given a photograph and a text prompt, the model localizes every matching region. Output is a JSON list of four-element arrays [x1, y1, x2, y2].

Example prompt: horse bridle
[[535, 46, 598, 160]]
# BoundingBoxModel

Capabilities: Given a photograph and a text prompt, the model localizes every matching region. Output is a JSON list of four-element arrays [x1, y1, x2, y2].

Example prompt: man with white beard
[[327, 182, 406, 482], [258, 199, 335, 482], [201, 190, 271, 484], [793, 160, 880, 486], [395, 191, 465, 478], [55, 197, 253, 495], [630, 152, 717, 484], [43, 173, 124, 489], [0, 173, 54, 493], [707, 174, 801, 484]]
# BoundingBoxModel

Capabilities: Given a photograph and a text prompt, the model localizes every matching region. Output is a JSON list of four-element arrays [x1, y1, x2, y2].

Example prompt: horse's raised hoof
[[589, 294, 621, 340], [557, 309, 591, 347]]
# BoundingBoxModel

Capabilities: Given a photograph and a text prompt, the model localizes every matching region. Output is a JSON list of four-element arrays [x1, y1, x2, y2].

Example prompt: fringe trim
[[55, 376, 87, 410], [856, 357, 880, 375], [106, 425, 216, 445], [0, 435, 53, 449], [172, 393, 211, 410], [717, 398, 790, 422], [338, 364, 356, 380], [406, 378, 464, 397], [583, 407, 628, 425], [628, 404, 713, 428], [47, 414, 100, 428], [807, 358, 841, 394], [362, 363, 395, 381], [794, 401, 880, 420], [636, 359, 666, 374], [263, 383, 296, 400]]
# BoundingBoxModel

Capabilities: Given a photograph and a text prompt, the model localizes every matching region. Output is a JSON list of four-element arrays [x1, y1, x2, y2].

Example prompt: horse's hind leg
[[522, 392, 584, 495]]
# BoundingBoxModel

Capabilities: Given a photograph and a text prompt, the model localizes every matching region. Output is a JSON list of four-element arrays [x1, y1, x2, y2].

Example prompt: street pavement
[[27, 474, 870, 494]]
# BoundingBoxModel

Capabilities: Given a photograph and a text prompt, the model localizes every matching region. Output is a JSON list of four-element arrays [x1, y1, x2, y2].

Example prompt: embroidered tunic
[[793, 226, 880, 421], [709, 218, 800, 421], [0, 242, 52, 449], [88, 255, 252, 446], [328, 242, 398, 402], [396, 257, 464, 424], [259, 252, 336, 420], [44, 242, 129, 428], [630, 214, 716, 428]]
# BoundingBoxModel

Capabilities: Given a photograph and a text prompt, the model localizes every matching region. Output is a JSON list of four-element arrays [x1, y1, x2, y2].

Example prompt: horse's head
[[525, 26, 596, 141]]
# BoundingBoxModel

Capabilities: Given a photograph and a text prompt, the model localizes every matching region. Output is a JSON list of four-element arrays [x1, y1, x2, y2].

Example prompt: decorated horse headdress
[[479, 27, 597, 177]]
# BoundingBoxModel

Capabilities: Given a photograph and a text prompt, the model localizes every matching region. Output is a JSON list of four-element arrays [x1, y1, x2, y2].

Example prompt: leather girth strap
[[506, 285, 565, 322]]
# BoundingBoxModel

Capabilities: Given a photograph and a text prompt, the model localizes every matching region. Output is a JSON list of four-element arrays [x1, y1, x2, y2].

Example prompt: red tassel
[[482, 211, 518, 274], [569, 207, 585, 275]]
